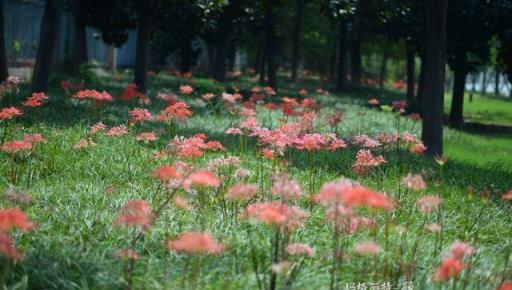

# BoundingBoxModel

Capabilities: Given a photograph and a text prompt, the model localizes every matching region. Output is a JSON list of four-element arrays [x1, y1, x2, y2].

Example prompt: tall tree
[[290, 0, 304, 82], [421, 0, 447, 156], [212, 0, 241, 82], [336, 19, 350, 89], [31, 0, 63, 93], [134, 0, 161, 92], [446, 0, 491, 127], [71, 0, 88, 73], [261, 0, 277, 88], [350, 23, 362, 86], [0, 0, 8, 82]]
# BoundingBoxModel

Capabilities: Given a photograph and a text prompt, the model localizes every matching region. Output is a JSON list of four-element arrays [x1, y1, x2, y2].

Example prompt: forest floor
[[0, 70, 511, 289]]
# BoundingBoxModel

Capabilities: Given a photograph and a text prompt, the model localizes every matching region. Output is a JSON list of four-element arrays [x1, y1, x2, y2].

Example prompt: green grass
[[0, 72, 511, 290], [445, 91, 512, 126]]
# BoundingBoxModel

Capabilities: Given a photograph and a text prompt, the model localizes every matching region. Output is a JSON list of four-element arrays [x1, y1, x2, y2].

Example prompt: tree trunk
[[406, 46, 415, 100], [495, 70, 500, 96], [31, 0, 62, 93], [421, 0, 447, 156], [263, 0, 277, 89], [258, 37, 266, 84], [350, 32, 362, 86], [449, 69, 466, 127], [212, 0, 240, 82], [337, 20, 350, 90], [71, 0, 87, 73], [416, 55, 425, 103], [0, 0, 8, 82], [481, 70, 487, 94], [134, 0, 158, 93], [227, 42, 236, 72], [290, 0, 304, 82], [379, 44, 389, 90]]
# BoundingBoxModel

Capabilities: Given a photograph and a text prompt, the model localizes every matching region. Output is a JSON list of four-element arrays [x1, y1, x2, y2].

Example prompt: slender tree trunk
[[71, 0, 87, 73], [495, 70, 500, 96], [351, 32, 362, 86], [337, 20, 350, 90], [31, 0, 62, 93], [421, 0, 447, 156], [258, 37, 266, 84], [227, 42, 236, 72], [416, 55, 425, 103], [0, 0, 8, 82], [379, 43, 389, 90], [212, 0, 239, 82], [263, 0, 277, 89], [481, 70, 487, 94], [290, 0, 304, 82], [134, 0, 158, 93], [449, 69, 467, 127], [406, 46, 415, 100]]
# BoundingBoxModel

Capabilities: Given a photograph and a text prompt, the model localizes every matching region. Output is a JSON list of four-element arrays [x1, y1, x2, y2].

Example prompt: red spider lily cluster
[[0, 208, 35, 260], [74, 89, 113, 103], [23, 92, 48, 107]]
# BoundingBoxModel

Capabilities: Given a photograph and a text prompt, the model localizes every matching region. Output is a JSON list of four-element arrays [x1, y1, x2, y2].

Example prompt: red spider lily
[[392, 100, 407, 113], [89, 122, 107, 134], [106, 125, 128, 137], [184, 170, 220, 189], [151, 165, 181, 182], [23, 133, 46, 145], [1, 140, 32, 153], [23, 92, 48, 107], [263, 102, 279, 110], [113, 200, 153, 228], [349, 217, 375, 234], [401, 173, 427, 190], [342, 185, 394, 211], [74, 89, 113, 103], [503, 190, 512, 200], [225, 128, 242, 135], [294, 133, 325, 151], [158, 102, 192, 121], [74, 139, 96, 150], [410, 142, 427, 155], [298, 88, 308, 97], [179, 85, 194, 95], [498, 282, 512, 290], [243, 202, 309, 231], [167, 134, 224, 158], [0, 208, 35, 232], [0, 107, 23, 120], [353, 241, 381, 256], [60, 80, 74, 90], [368, 98, 380, 106], [174, 195, 193, 211], [166, 231, 225, 255], [433, 258, 466, 282], [225, 183, 259, 201], [221, 93, 242, 103], [271, 175, 303, 201], [113, 249, 139, 260], [352, 149, 386, 175], [121, 83, 144, 100], [264, 86, 276, 96], [416, 196, 443, 214], [240, 117, 259, 131], [261, 148, 275, 159], [393, 80, 406, 90], [135, 132, 158, 142], [157, 92, 178, 104], [202, 93, 216, 101], [353, 134, 381, 148], [130, 108, 153, 123], [377, 132, 399, 144], [0, 233, 23, 260], [286, 243, 314, 257], [448, 241, 476, 260], [314, 179, 354, 206]]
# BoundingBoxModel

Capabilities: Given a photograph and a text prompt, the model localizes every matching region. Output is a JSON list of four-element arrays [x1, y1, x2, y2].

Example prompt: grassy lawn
[[444, 91, 512, 126], [0, 72, 511, 289]]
